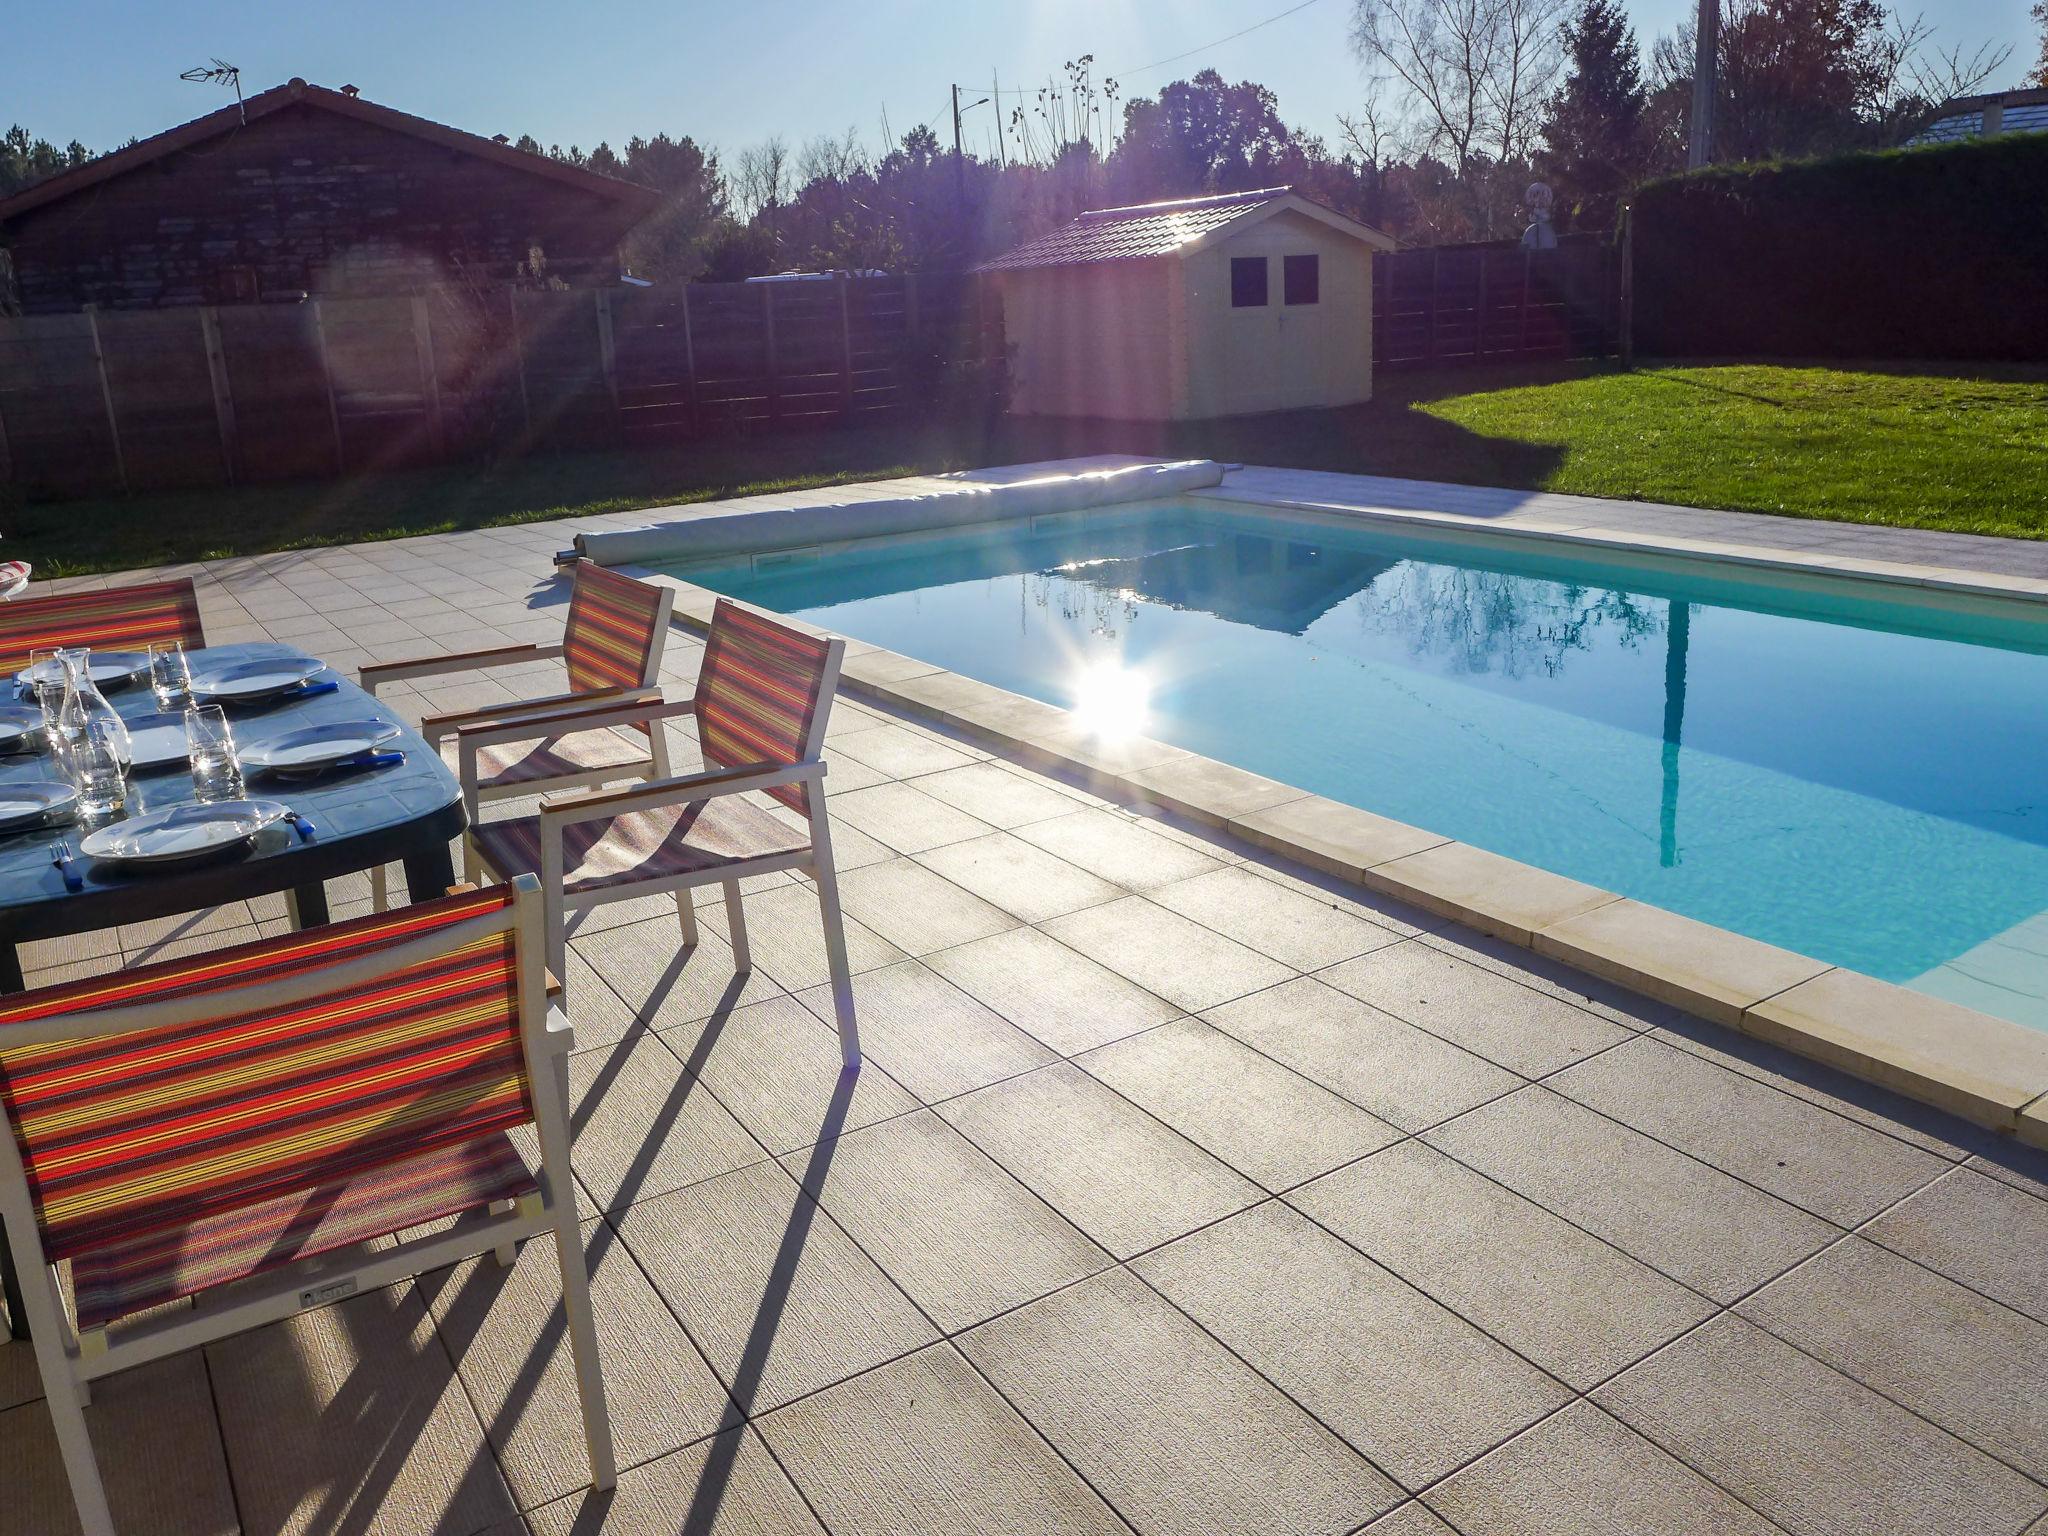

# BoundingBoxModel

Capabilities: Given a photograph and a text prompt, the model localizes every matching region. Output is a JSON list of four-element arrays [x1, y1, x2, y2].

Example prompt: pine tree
[[1538, 0, 1648, 233]]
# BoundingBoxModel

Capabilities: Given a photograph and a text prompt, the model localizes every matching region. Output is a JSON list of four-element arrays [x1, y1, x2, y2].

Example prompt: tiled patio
[[10, 481, 2048, 1536]]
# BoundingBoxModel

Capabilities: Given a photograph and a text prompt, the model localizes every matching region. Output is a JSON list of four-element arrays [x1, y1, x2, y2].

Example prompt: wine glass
[[149, 640, 193, 710]]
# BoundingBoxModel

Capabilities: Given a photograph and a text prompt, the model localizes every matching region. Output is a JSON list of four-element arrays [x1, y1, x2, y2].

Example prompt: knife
[[283, 811, 318, 842]]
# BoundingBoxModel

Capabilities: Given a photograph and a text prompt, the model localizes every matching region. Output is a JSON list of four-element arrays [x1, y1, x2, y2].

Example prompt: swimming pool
[[659, 501, 2048, 1031]]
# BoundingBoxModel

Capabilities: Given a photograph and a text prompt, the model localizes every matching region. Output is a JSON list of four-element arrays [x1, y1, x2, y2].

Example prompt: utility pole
[[952, 83, 966, 202], [993, 71, 1007, 168], [1688, 0, 1718, 168]]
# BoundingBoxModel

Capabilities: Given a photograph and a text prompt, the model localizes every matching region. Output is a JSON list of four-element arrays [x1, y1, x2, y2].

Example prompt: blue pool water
[[663, 503, 2048, 1028]]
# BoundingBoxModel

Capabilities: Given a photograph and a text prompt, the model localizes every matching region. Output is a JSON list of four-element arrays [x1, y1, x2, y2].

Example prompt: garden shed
[[975, 187, 1394, 420]]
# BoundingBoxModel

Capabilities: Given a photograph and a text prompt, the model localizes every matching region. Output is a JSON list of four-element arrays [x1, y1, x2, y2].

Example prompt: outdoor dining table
[[0, 640, 468, 1338]]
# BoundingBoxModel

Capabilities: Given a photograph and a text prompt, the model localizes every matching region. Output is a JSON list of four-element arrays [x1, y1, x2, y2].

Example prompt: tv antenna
[[180, 59, 246, 123]]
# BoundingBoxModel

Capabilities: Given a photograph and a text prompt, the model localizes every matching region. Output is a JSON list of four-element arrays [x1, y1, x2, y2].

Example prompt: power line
[[1113, 0, 1326, 80]]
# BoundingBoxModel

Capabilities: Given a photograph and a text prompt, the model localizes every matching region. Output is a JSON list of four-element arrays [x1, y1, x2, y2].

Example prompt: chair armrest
[[452, 694, 696, 752], [359, 642, 563, 695], [539, 759, 823, 827], [420, 684, 658, 746]]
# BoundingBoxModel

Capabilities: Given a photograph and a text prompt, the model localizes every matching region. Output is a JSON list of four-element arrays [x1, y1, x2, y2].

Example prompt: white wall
[[1181, 209, 1374, 417], [997, 260, 1184, 420]]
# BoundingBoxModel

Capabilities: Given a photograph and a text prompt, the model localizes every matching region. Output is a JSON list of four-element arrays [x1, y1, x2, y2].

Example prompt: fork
[[48, 836, 82, 892]]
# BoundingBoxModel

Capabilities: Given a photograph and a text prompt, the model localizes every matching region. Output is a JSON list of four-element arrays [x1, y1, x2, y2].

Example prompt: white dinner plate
[[125, 711, 197, 772], [240, 719, 401, 775], [80, 799, 289, 864], [188, 657, 326, 703], [14, 651, 151, 693], [0, 781, 78, 832], [0, 703, 45, 753]]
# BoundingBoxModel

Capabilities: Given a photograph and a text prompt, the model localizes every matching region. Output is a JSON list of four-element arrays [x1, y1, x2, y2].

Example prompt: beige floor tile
[[1139, 1202, 1569, 1489], [1016, 807, 1227, 890], [922, 925, 1179, 1055], [618, 1161, 936, 1414], [1862, 1166, 2048, 1325], [829, 721, 980, 778], [1044, 896, 1295, 1014], [938, 1062, 1262, 1258], [834, 856, 1020, 955], [784, 1109, 1110, 1332], [569, 916, 785, 1031], [1595, 1315, 2046, 1536], [0, 1354, 238, 1536], [1742, 1236, 2048, 1480], [661, 994, 920, 1154], [914, 830, 1125, 923], [208, 1283, 519, 1536], [1425, 1401, 1781, 1536], [1082, 1018, 1401, 1190], [1547, 1036, 1950, 1226], [1359, 1503, 1461, 1536], [0, 1336, 42, 1412], [757, 1344, 1128, 1536], [912, 760, 1085, 828], [828, 781, 994, 854], [1320, 940, 1633, 1078], [1427, 1087, 1836, 1304], [420, 1218, 735, 1511], [1149, 864, 1401, 971], [565, 1036, 766, 1213], [961, 1267, 1399, 1536], [523, 1426, 825, 1535], [1206, 977, 1523, 1132], [794, 959, 1054, 1102], [1292, 1140, 1715, 1390], [697, 880, 907, 993]]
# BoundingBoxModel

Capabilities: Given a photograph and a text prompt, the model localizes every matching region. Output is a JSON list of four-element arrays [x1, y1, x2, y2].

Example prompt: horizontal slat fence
[[1372, 237, 1621, 371], [0, 274, 991, 497]]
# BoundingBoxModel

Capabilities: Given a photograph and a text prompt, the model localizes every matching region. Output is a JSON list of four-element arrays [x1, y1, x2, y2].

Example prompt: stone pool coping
[[611, 490, 2048, 1150]]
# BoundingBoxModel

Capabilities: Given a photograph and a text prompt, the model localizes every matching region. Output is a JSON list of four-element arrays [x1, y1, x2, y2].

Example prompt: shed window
[[1284, 254, 1320, 306], [1230, 256, 1268, 308]]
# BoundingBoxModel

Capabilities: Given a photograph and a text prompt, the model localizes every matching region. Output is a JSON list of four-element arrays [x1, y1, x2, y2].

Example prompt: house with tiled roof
[[0, 78, 657, 314], [975, 187, 1395, 420]]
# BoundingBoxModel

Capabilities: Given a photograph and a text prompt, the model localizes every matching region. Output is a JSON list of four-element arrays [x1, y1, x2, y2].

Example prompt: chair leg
[[19, 1281, 114, 1535], [490, 1199, 517, 1267], [676, 889, 699, 948], [542, 1055, 615, 1490], [812, 857, 859, 1068], [546, 898, 569, 1012], [369, 864, 388, 913], [723, 880, 750, 971]]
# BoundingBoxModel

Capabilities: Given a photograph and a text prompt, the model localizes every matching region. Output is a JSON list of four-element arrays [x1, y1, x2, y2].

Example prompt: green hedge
[[1630, 133, 2048, 360]]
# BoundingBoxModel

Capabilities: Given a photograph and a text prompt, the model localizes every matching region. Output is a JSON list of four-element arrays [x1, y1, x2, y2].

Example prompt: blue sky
[[6, 0, 2037, 166]]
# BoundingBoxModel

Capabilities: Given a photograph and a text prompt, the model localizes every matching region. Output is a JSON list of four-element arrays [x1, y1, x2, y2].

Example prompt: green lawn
[[11, 360, 2046, 576]]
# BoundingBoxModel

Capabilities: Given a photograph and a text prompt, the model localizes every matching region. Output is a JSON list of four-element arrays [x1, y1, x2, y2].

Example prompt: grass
[[12, 359, 2047, 576]]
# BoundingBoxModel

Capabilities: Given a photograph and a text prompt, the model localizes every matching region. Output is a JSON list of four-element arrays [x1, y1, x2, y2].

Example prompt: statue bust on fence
[[1521, 182, 1557, 252]]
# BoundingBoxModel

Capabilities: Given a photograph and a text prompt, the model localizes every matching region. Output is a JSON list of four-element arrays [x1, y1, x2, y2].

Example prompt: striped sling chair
[[462, 598, 861, 1063], [0, 878, 612, 1536], [359, 559, 676, 909], [0, 577, 205, 675]]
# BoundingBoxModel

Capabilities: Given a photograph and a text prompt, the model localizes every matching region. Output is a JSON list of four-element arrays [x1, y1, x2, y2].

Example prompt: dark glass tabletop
[[0, 642, 466, 959]]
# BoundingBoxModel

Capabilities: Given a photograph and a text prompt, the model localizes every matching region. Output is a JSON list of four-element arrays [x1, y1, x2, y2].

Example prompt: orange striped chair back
[[562, 563, 669, 696], [696, 598, 837, 815], [0, 578, 205, 675], [0, 887, 533, 1264]]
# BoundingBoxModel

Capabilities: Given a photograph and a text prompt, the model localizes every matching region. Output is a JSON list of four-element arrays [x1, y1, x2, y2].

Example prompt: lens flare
[[1069, 660, 1151, 741]]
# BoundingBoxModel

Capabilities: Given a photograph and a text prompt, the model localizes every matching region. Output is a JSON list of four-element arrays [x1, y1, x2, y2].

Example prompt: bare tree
[[1350, 0, 1568, 169], [730, 135, 790, 221], [798, 126, 867, 187], [1350, 0, 1568, 234]]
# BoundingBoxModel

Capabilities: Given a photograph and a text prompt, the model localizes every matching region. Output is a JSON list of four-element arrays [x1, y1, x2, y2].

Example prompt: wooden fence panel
[[1, 274, 990, 495], [1372, 238, 1620, 371]]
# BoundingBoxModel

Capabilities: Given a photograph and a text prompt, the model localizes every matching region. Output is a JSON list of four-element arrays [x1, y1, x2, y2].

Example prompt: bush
[[1630, 133, 2048, 360]]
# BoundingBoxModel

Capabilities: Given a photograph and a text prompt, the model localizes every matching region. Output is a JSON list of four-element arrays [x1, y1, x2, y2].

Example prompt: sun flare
[[1069, 660, 1151, 741]]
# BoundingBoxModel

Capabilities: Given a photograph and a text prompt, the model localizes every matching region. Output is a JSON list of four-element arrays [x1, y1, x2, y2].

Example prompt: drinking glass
[[27, 648, 65, 730], [72, 716, 127, 820], [185, 705, 244, 802], [149, 640, 193, 710]]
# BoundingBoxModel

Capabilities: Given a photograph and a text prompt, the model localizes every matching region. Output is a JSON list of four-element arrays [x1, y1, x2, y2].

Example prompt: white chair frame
[[359, 575, 679, 910], [460, 636, 860, 1066], [0, 875, 613, 1536]]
